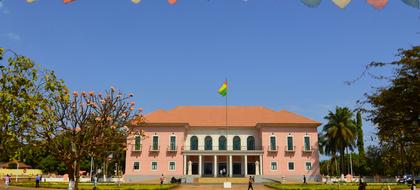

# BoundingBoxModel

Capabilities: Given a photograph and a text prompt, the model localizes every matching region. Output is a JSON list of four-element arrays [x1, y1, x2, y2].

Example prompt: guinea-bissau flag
[[218, 80, 227, 97]]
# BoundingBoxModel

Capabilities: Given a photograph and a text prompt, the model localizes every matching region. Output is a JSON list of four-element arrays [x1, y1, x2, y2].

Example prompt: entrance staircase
[[196, 177, 248, 184]]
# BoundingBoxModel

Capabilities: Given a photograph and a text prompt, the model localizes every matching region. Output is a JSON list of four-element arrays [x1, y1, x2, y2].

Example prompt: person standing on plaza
[[160, 174, 165, 185], [4, 174, 10, 189], [303, 175, 307, 184], [35, 174, 41, 188], [248, 176, 254, 190]]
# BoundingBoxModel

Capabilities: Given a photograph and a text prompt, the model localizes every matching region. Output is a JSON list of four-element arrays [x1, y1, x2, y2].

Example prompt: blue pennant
[[402, 0, 420, 8], [301, 0, 322, 8]]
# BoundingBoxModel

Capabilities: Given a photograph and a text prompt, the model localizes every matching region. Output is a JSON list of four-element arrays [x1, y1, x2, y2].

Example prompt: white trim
[[287, 161, 295, 171], [169, 135, 177, 150], [303, 135, 311, 151], [133, 161, 140, 171], [152, 135, 159, 150], [270, 161, 278, 171], [269, 135, 277, 150], [168, 161, 176, 171], [151, 161, 158, 171], [134, 135, 142, 151], [305, 161, 312, 171], [286, 134, 294, 151]]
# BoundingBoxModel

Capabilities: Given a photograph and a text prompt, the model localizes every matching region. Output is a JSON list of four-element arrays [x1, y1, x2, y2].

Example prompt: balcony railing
[[285, 146, 296, 152], [132, 144, 142, 152], [267, 146, 279, 152], [181, 146, 263, 151], [302, 146, 314, 153], [167, 145, 178, 152], [149, 145, 160, 152]]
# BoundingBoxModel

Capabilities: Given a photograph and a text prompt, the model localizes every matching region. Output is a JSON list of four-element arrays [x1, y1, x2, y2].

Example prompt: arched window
[[190, 136, 198, 150], [233, 136, 241, 150], [247, 136, 255, 150], [219, 136, 227, 150], [205, 136, 213, 150]]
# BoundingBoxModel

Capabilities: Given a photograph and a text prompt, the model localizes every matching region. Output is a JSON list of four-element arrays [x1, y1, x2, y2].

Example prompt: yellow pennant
[[131, 0, 141, 4], [332, 0, 351, 8], [27, 0, 37, 3]]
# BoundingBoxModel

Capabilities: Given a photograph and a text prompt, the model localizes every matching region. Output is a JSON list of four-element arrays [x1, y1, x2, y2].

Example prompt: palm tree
[[320, 107, 357, 175]]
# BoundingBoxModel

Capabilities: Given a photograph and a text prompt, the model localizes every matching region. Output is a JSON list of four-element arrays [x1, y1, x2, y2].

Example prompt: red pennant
[[64, 0, 76, 4], [367, 0, 388, 9], [168, 0, 177, 5]]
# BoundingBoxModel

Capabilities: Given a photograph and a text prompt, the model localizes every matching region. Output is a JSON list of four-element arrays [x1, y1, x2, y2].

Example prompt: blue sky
[[0, 0, 419, 151]]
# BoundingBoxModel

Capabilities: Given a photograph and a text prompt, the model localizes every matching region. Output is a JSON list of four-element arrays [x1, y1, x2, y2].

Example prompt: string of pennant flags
[[18, 0, 420, 9]]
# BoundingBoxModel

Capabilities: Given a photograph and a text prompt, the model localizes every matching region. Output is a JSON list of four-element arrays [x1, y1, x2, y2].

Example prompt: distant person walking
[[303, 175, 307, 184], [248, 176, 254, 190], [35, 174, 41, 188], [160, 174, 165, 185], [4, 174, 10, 189]]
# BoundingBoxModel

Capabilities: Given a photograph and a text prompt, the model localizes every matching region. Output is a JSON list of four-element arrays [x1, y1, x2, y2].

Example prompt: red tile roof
[[142, 106, 320, 127]]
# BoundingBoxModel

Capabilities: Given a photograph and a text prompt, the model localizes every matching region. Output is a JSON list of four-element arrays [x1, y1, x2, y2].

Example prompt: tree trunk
[[74, 160, 81, 190], [340, 148, 345, 175], [66, 163, 75, 190]]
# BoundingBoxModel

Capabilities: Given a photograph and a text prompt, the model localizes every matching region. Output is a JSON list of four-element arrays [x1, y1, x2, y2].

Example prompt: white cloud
[[6, 32, 21, 41], [0, 1, 10, 14]]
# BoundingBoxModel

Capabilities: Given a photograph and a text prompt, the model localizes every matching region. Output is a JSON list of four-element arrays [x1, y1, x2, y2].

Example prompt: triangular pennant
[[64, 0, 76, 4], [168, 0, 177, 5], [367, 0, 388, 9], [26, 0, 37, 3], [401, 0, 420, 8], [301, 0, 322, 8], [131, 0, 141, 4], [332, 0, 351, 8]]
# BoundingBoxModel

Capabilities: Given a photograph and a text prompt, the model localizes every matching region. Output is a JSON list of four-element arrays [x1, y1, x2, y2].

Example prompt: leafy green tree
[[0, 48, 67, 162], [320, 107, 357, 175], [355, 111, 366, 175], [353, 46, 419, 178], [36, 87, 145, 190]]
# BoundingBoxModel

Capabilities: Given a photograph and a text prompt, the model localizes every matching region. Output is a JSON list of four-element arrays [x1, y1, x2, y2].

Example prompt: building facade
[[125, 106, 321, 182]]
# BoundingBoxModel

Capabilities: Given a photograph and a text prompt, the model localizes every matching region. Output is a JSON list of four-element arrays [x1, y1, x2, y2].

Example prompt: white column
[[214, 155, 217, 177], [183, 155, 187, 175], [229, 155, 233, 177], [188, 161, 192, 175], [259, 155, 263, 175], [244, 155, 248, 176], [198, 155, 202, 176], [255, 161, 260, 176]]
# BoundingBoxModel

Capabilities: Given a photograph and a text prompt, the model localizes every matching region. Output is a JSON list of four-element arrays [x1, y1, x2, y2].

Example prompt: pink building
[[125, 106, 321, 182]]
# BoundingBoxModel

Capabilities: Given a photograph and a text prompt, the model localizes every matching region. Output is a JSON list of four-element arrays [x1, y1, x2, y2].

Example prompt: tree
[[355, 111, 366, 175], [0, 48, 67, 162], [353, 46, 419, 178], [320, 107, 357, 175], [35, 87, 145, 190]]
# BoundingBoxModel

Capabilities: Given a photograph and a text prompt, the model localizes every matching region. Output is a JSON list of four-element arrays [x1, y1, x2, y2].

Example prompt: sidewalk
[[0, 183, 60, 190], [174, 184, 272, 190]]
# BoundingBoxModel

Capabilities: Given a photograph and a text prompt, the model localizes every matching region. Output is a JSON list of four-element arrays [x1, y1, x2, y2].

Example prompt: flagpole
[[225, 78, 229, 179]]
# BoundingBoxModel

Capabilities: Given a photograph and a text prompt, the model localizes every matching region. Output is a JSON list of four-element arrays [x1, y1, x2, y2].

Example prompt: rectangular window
[[288, 162, 295, 170], [133, 162, 140, 171], [152, 136, 159, 150], [134, 136, 141, 151], [170, 136, 176, 150], [169, 161, 176, 171], [270, 136, 276, 150], [305, 162, 312, 170], [271, 161, 277, 170], [151, 161, 158, 171], [287, 136, 294, 151], [304, 136, 310, 151]]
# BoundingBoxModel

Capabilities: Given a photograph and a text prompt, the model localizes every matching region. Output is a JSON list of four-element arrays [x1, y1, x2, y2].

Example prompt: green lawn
[[11, 181, 178, 190], [265, 183, 411, 190]]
